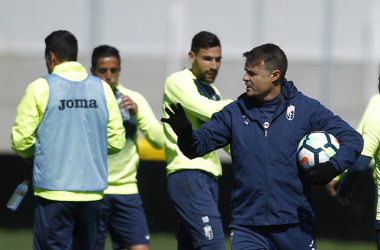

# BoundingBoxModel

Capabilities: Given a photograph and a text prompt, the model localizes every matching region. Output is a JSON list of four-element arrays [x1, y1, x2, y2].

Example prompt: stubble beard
[[199, 71, 218, 84]]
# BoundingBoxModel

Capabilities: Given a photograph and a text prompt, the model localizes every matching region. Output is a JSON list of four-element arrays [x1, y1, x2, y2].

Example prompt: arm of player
[[132, 93, 165, 149], [11, 79, 49, 159], [304, 161, 338, 186], [119, 94, 138, 116], [103, 82, 126, 155], [161, 103, 193, 139], [336, 111, 379, 203], [162, 103, 200, 159], [336, 155, 372, 205], [310, 103, 364, 173], [11, 93, 37, 158], [325, 179, 338, 197], [164, 75, 233, 122], [162, 103, 231, 159], [324, 171, 347, 197]]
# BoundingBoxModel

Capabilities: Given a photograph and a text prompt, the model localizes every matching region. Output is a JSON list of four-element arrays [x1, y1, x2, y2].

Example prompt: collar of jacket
[[236, 78, 298, 121]]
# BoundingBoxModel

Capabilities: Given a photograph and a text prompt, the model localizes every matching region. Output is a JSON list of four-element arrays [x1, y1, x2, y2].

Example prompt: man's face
[[91, 56, 121, 89], [243, 62, 279, 101], [189, 46, 222, 84]]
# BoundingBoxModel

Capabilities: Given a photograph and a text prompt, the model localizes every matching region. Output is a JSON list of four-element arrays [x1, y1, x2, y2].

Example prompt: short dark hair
[[243, 43, 288, 81], [91, 45, 121, 69], [45, 30, 78, 62], [191, 31, 221, 54]]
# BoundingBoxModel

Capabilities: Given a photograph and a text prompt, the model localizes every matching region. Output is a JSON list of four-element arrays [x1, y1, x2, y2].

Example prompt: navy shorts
[[95, 194, 150, 249], [167, 170, 226, 249], [230, 223, 316, 250], [33, 196, 102, 250]]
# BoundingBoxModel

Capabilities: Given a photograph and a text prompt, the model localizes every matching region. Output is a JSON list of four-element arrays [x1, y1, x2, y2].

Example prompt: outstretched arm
[[162, 103, 202, 159], [161, 103, 193, 139], [162, 102, 231, 159]]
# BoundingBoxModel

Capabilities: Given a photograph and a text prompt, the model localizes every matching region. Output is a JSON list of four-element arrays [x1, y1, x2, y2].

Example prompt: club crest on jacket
[[286, 105, 295, 121]]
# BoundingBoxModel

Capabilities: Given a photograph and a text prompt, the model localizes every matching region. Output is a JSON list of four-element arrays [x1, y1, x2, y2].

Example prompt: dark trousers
[[167, 170, 226, 250], [33, 196, 102, 250]]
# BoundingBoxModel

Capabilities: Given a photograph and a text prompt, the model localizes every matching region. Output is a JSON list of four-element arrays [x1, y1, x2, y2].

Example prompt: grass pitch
[[0, 229, 377, 249]]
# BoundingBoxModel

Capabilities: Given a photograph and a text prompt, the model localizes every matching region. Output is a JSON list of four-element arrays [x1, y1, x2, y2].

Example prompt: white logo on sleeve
[[286, 105, 295, 121], [145, 234, 150, 240], [204, 225, 214, 240]]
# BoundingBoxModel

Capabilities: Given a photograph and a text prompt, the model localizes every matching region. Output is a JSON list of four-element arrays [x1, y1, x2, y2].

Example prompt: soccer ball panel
[[328, 134, 340, 151], [298, 148, 316, 167], [297, 131, 340, 170]]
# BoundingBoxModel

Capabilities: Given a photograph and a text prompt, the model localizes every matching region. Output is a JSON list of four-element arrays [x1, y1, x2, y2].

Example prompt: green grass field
[[0, 229, 377, 250]]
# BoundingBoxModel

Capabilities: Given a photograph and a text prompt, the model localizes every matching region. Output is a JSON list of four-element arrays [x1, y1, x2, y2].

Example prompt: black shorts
[[95, 194, 150, 249], [167, 170, 225, 249]]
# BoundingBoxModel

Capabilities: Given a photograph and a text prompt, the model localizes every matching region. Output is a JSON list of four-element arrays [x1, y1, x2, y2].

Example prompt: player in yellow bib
[[91, 45, 165, 250], [11, 30, 125, 250]]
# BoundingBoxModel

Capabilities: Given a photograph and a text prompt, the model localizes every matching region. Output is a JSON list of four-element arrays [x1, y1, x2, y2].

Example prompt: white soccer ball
[[297, 131, 340, 170]]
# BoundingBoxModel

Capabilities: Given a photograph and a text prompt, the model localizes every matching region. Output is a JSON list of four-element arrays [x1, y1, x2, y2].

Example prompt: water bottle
[[114, 89, 130, 121], [7, 180, 29, 211]]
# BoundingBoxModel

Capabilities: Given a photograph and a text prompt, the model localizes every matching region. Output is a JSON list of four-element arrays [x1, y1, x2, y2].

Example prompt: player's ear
[[90, 67, 95, 75], [270, 70, 281, 82], [46, 51, 56, 67], [188, 51, 195, 64]]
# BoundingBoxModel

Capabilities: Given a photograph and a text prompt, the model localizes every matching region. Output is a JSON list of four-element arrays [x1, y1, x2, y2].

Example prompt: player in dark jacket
[[162, 43, 363, 250]]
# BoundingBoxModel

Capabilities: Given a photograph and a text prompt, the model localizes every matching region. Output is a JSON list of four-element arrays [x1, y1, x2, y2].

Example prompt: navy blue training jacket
[[178, 79, 363, 227]]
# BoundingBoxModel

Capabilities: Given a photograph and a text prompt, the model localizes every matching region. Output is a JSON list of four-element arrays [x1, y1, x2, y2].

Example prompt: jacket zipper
[[264, 127, 269, 224], [263, 101, 288, 224]]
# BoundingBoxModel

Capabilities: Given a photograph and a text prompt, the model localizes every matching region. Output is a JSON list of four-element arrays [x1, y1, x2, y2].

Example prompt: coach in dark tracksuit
[[162, 43, 363, 250]]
